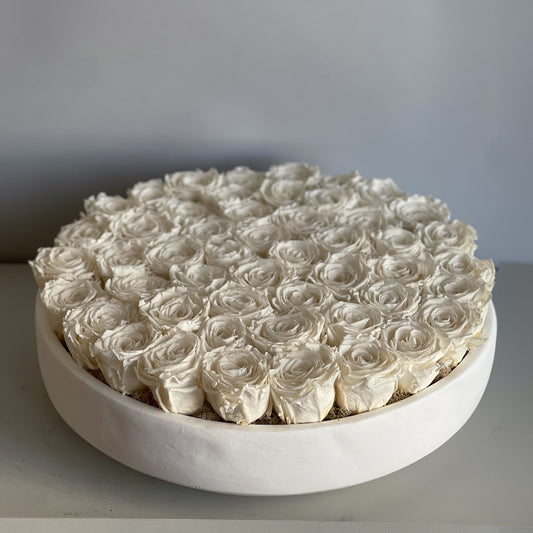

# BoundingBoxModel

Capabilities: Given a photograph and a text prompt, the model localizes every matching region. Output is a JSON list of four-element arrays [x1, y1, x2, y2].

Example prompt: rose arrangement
[[30, 163, 495, 424]]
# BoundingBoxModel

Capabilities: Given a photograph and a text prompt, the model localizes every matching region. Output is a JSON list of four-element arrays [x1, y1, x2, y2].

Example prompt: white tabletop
[[1, 263, 532, 532]]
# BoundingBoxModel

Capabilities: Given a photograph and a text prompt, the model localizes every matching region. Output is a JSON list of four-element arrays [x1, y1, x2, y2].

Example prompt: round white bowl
[[35, 297, 497, 496]]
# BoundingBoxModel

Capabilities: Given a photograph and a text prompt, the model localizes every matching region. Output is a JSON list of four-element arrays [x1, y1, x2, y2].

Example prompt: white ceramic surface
[[35, 297, 497, 496]]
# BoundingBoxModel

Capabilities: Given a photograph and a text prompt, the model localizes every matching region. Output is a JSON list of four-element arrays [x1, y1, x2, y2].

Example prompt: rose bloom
[[386, 194, 450, 230], [372, 253, 435, 285], [358, 279, 421, 319], [137, 331, 205, 415], [271, 205, 329, 239], [169, 263, 228, 296], [127, 178, 166, 206], [269, 280, 332, 314], [417, 219, 478, 254], [40, 277, 105, 337], [218, 197, 273, 222], [371, 227, 425, 257], [204, 238, 255, 268], [187, 215, 233, 244], [251, 309, 324, 355], [144, 232, 204, 277], [30, 246, 99, 290], [311, 225, 371, 255], [93, 238, 145, 280], [84, 192, 133, 217], [63, 297, 134, 370], [337, 335, 400, 413], [270, 239, 324, 278], [355, 177, 406, 206], [54, 215, 107, 250], [92, 321, 161, 394], [335, 205, 386, 235], [139, 286, 208, 333], [208, 282, 272, 322], [237, 217, 288, 255], [200, 315, 248, 350], [267, 162, 319, 182], [202, 345, 270, 424], [322, 301, 384, 346], [104, 266, 168, 305], [417, 296, 484, 367], [108, 207, 172, 242], [231, 258, 291, 290], [270, 343, 339, 423], [435, 250, 495, 287], [164, 168, 219, 201], [219, 166, 265, 193], [312, 253, 370, 300], [381, 318, 449, 394], [424, 273, 492, 310]]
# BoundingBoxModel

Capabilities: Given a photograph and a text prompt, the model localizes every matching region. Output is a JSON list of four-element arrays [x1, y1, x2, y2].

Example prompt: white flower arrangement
[[30, 163, 495, 424]]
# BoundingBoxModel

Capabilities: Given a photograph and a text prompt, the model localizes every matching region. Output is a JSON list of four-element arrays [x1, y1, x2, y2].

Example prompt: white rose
[[136, 331, 204, 415], [29, 246, 99, 290], [271, 205, 329, 238], [356, 177, 406, 206], [269, 239, 324, 278], [158, 197, 213, 222], [418, 219, 477, 254], [303, 186, 349, 214], [109, 207, 172, 242], [435, 250, 495, 287], [335, 206, 386, 235], [187, 215, 233, 244], [220, 166, 265, 192], [305, 169, 361, 189], [145, 232, 204, 277], [372, 253, 435, 285], [169, 263, 228, 296], [63, 297, 134, 369], [139, 286, 208, 333], [371, 227, 425, 256], [259, 178, 303, 207], [93, 238, 145, 280], [200, 315, 248, 350], [417, 296, 484, 367], [311, 225, 371, 255], [92, 321, 160, 394], [251, 310, 324, 355], [164, 168, 219, 201], [204, 238, 255, 268], [337, 335, 400, 413], [323, 301, 384, 346], [104, 266, 168, 305], [424, 273, 491, 310], [270, 343, 339, 424], [231, 258, 290, 290], [202, 345, 270, 424], [381, 319, 448, 394], [84, 192, 133, 217], [359, 279, 421, 319], [54, 215, 107, 250], [208, 282, 272, 322], [40, 278, 105, 337], [267, 162, 319, 182], [312, 253, 370, 300], [218, 198, 273, 222], [269, 281, 332, 314], [127, 178, 165, 205], [387, 194, 451, 230], [237, 217, 288, 255]]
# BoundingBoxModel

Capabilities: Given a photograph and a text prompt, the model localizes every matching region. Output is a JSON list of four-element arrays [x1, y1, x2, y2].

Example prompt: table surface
[[1, 263, 532, 531]]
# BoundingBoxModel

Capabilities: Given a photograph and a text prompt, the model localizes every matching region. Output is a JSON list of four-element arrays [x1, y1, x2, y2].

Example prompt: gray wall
[[1, 0, 532, 264]]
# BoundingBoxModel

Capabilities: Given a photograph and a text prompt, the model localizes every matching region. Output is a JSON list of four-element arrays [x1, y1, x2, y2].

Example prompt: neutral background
[[1, 0, 531, 264]]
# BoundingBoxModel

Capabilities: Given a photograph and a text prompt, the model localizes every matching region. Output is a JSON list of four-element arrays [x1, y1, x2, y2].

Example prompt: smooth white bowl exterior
[[35, 297, 497, 496]]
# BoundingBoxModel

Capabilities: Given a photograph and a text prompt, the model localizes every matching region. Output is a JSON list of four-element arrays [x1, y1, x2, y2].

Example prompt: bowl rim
[[35, 294, 497, 434]]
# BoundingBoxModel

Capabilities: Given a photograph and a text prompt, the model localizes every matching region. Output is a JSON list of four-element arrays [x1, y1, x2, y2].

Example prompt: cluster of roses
[[30, 163, 495, 424]]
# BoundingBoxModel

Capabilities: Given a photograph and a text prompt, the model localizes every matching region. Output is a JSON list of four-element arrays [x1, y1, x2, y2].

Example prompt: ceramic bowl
[[35, 297, 497, 496]]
